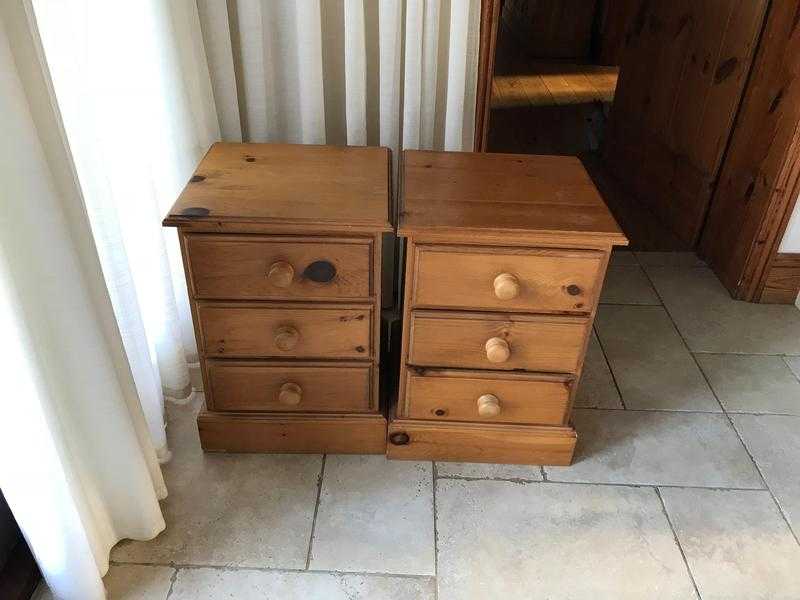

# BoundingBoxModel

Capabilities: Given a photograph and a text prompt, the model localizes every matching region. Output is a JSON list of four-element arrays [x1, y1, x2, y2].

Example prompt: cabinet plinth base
[[198, 411, 387, 454], [386, 418, 576, 465]]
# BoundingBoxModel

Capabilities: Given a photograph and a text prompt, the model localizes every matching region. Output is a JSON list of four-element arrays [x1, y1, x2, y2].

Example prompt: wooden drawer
[[386, 418, 576, 465], [404, 368, 572, 425], [198, 411, 387, 454], [412, 245, 604, 314], [185, 234, 372, 300], [207, 360, 372, 412], [408, 310, 589, 373], [198, 302, 372, 359]]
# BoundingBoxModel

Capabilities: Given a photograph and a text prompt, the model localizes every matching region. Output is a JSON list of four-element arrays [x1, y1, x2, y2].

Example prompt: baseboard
[[387, 418, 577, 465], [198, 411, 387, 454], [759, 253, 800, 304]]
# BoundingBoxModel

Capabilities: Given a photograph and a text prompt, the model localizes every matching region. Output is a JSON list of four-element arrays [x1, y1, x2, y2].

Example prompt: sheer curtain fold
[[30, 0, 220, 459], [2, 4, 481, 599], [198, 0, 481, 152], [0, 3, 168, 599]]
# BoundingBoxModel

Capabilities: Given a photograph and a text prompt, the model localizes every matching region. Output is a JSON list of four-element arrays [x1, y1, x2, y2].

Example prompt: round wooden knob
[[277, 382, 302, 406], [493, 273, 520, 300], [485, 337, 510, 363], [274, 326, 300, 351], [267, 261, 294, 288], [477, 394, 502, 417]]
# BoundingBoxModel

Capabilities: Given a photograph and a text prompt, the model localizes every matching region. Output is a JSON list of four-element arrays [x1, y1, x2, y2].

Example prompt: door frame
[[473, 0, 501, 152], [699, 0, 800, 303], [473, 0, 800, 304]]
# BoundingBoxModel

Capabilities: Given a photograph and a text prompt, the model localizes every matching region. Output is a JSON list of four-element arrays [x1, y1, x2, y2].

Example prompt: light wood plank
[[412, 244, 603, 314], [197, 302, 373, 360], [400, 150, 626, 244], [164, 143, 392, 232], [206, 360, 373, 413], [198, 411, 387, 454], [387, 417, 576, 465], [404, 368, 572, 426], [408, 310, 590, 374], [185, 234, 372, 300]]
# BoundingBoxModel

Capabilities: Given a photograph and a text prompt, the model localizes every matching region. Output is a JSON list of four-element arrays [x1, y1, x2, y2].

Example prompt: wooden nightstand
[[164, 143, 391, 454], [388, 150, 627, 465]]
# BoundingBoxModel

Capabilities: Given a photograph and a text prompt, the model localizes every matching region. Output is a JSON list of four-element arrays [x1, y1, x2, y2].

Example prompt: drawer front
[[186, 234, 371, 300], [413, 245, 604, 314], [408, 311, 588, 373], [198, 303, 372, 359], [207, 360, 372, 412], [405, 369, 571, 425]]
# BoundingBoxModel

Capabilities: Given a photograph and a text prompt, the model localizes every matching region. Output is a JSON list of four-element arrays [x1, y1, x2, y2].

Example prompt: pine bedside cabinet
[[387, 150, 627, 465], [164, 143, 391, 454]]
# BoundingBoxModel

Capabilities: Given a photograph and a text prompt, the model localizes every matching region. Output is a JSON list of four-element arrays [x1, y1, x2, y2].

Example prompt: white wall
[[779, 188, 800, 252]]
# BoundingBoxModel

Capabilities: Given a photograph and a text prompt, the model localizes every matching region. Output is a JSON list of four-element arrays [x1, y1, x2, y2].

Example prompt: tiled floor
[[34, 251, 800, 599]]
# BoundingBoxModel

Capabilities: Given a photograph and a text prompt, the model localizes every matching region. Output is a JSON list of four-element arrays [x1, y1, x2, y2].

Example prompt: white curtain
[[197, 0, 481, 152], [0, 2, 481, 599], [0, 3, 168, 600], [29, 0, 221, 461]]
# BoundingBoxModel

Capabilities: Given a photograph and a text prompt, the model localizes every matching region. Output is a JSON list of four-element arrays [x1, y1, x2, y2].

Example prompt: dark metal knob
[[304, 260, 337, 283], [389, 432, 410, 446]]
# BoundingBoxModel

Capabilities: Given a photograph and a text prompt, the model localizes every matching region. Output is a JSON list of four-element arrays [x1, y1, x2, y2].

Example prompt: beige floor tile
[[546, 410, 763, 487], [574, 330, 623, 409], [634, 251, 704, 267], [436, 479, 697, 600], [660, 488, 800, 600], [732, 414, 800, 534], [609, 249, 638, 266], [783, 354, 800, 380], [595, 306, 720, 411], [435, 462, 542, 480], [112, 397, 322, 569], [169, 568, 435, 600], [310, 455, 435, 576], [104, 565, 174, 600], [600, 266, 661, 305], [696, 354, 800, 415], [33, 565, 175, 600], [646, 266, 800, 354]]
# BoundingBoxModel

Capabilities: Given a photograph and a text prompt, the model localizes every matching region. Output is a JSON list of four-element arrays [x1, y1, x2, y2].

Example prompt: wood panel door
[[602, 0, 768, 246]]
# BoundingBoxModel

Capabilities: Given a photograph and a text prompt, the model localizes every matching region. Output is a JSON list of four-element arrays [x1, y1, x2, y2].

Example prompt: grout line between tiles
[[727, 417, 800, 547], [654, 487, 702, 600], [434, 474, 765, 491], [781, 355, 800, 386], [591, 323, 627, 409], [573, 406, 800, 417], [540, 465, 547, 481], [431, 461, 439, 600], [693, 350, 800, 357], [305, 454, 327, 570], [598, 301, 663, 307], [164, 566, 179, 600], [108, 560, 436, 582], [641, 266, 800, 547], [638, 265, 725, 415]]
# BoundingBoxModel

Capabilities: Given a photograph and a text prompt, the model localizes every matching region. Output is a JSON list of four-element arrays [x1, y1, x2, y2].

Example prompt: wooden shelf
[[491, 62, 618, 109]]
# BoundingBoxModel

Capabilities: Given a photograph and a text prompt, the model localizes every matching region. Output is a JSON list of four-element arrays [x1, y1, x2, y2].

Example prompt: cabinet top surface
[[164, 143, 391, 231], [399, 150, 627, 244]]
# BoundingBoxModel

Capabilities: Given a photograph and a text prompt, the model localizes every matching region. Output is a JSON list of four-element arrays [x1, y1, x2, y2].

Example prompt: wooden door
[[602, 1, 768, 246]]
